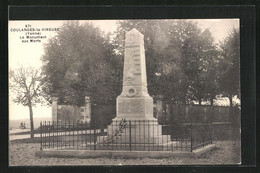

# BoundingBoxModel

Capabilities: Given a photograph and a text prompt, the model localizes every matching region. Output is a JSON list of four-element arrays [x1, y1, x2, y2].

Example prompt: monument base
[[97, 118, 170, 145]]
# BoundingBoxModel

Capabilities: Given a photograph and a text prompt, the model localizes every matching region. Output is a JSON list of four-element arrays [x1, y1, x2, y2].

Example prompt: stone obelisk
[[114, 28, 156, 121], [101, 28, 169, 145]]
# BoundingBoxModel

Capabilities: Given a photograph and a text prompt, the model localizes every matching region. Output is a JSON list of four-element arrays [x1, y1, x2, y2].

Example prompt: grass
[[9, 140, 241, 166]]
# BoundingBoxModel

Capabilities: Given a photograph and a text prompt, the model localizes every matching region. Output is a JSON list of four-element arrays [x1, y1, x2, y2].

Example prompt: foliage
[[41, 20, 240, 108], [9, 66, 44, 106], [114, 20, 220, 104], [218, 28, 240, 106], [41, 21, 122, 106], [180, 27, 220, 105]]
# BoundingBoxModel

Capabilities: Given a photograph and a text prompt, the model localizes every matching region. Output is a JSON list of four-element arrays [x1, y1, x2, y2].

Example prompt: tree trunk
[[229, 95, 233, 107], [210, 97, 214, 106], [198, 98, 202, 105], [28, 103, 34, 138]]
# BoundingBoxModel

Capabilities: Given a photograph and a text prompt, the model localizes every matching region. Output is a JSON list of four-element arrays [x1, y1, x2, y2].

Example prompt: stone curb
[[35, 144, 215, 159]]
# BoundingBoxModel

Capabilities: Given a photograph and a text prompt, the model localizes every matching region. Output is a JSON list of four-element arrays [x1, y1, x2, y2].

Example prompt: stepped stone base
[[97, 119, 170, 144], [84, 141, 181, 151]]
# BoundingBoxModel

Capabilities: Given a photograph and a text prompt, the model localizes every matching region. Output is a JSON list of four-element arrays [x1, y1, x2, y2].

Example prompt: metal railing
[[40, 120, 212, 152]]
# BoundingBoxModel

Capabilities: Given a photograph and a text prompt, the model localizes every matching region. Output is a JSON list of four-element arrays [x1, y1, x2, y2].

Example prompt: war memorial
[[99, 28, 170, 145], [36, 28, 215, 158]]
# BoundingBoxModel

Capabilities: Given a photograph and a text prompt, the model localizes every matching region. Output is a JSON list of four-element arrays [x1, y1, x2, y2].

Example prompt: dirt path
[[9, 140, 240, 166], [9, 129, 106, 141], [9, 129, 30, 135]]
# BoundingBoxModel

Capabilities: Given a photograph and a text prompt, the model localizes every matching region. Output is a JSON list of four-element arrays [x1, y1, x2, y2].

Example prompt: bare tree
[[9, 66, 44, 138]]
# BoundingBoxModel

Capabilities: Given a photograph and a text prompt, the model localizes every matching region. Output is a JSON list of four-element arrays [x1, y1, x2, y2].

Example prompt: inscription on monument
[[118, 100, 144, 114]]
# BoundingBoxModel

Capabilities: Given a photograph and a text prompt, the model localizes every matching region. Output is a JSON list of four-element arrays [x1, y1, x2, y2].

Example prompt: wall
[[156, 102, 241, 140], [51, 96, 91, 123], [57, 105, 80, 122], [157, 103, 235, 124]]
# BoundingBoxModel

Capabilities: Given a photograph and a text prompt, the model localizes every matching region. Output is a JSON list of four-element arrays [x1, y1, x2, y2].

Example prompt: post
[[185, 124, 187, 151], [202, 126, 204, 147], [129, 121, 132, 151], [51, 96, 58, 123], [94, 124, 96, 151], [68, 120, 70, 148], [77, 121, 79, 149], [48, 121, 50, 148], [84, 96, 91, 124], [190, 122, 193, 152], [65, 121, 66, 148], [40, 122, 42, 150], [143, 120, 145, 149], [44, 121, 46, 149], [171, 123, 173, 151], [148, 120, 150, 151], [52, 121, 54, 148], [73, 121, 75, 148], [56, 121, 58, 150], [211, 122, 213, 144]]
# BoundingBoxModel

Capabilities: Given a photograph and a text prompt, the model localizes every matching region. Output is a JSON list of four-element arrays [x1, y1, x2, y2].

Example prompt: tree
[[113, 20, 219, 105], [181, 28, 219, 105], [41, 21, 121, 106], [9, 66, 44, 138], [218, 28, 240, 107]]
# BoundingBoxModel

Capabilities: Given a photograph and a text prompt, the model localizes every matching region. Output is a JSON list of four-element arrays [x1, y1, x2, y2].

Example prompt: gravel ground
[[9, 140, 240, 166]]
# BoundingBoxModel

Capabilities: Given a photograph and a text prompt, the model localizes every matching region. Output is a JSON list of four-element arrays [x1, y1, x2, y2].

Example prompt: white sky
[[9, 19, 239, 120]]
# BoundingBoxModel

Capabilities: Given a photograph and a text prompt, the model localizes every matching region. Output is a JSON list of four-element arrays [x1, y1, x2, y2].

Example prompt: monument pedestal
[[98, 120, 170, 145]]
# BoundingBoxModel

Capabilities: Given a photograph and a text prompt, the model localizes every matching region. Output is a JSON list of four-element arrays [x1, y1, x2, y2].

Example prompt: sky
[[8, 19, 239, 120]]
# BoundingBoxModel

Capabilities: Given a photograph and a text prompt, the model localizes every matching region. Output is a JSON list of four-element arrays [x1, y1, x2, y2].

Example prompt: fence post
[[73, 121, 75, 148], [64, 121, 65, 148], [171, 123, 173, 152], [48, 121, 51, 148], [76, 121, 79, 150], [52, 121, 54, 148], [211, 122, 213, 144], [94, 124, 96, 151], [68, 121, 70, 148], [202, 125, 204, 148], [40, 122, 42, 150], [148, 120, 150, 151], [44, 121, 46, 149], [57, 121, 59, 150], [190, 122, 193, 152], [129, 121, 132, 151], [56, 121, 58, 150]]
